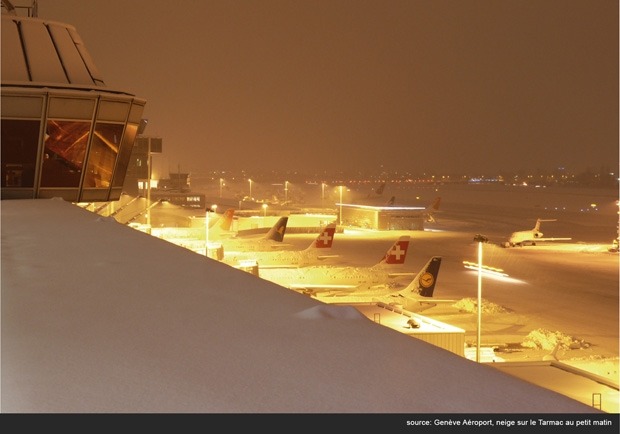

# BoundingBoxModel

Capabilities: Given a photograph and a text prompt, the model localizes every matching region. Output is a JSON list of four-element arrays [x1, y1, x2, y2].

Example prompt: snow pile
[[521, 328, 588, 351], [452, 297, 508, 314]]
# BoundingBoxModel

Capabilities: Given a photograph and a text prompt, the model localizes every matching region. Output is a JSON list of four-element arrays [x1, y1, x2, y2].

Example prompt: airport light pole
[[205, 204, 217, 257], [473, 234, 488, 362], [262, 203, 268, 220], [219, 178, 224, 198], [321, 182, 326, 208], [205, 207, 210, 257], [146, 138, 152, 231], [248, 179, 253, 200], [285, 181, 289, 204], [338, 185, 344, 226]]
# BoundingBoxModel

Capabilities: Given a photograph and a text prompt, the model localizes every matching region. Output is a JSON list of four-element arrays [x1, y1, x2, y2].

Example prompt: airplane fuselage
[[508, 230, 543, 246], [259, 265, 411, 293], [223, 249, 317, 267]]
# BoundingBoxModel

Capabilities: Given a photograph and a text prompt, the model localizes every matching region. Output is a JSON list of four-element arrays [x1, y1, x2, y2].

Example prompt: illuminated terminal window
[[2, 93, 145, 202]]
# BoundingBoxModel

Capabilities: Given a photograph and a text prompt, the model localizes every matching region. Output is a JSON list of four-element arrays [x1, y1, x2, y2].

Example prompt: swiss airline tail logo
[[384, 238, 409, 265], [314, 224, 336, 248]]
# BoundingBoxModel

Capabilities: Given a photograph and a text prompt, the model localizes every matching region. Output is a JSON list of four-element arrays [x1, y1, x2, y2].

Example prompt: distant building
[[122, 136, 205, 209], [123, 135, 162, 196], [338, 203, 427, 230], [150, 190, 205, 209]]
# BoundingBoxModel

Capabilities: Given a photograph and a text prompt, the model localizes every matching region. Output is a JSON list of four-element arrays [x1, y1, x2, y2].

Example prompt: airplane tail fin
[[533, 218, 542, 232], [372, 236, 410, 268], [215, 208, 235, 231], [310, 222, 337, 249], [375, 182, 385, 196], [208, 208, 235, 237], [265, 216, 288, 242], [423, 197, 441, 223], [366, 182, 385, 198], [398, 256, 442, 298], [297, 222, 339, 265], [533, 218, 556, 232], [386, 196, 396, 206]]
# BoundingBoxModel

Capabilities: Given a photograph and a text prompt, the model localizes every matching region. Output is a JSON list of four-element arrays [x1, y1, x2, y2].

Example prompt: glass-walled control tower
[[1, 3, 146, 202]]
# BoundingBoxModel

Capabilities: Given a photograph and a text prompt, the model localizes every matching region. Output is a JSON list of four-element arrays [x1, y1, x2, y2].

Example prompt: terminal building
[[338, 203, 427, 230], [337, 197, 440, 230]]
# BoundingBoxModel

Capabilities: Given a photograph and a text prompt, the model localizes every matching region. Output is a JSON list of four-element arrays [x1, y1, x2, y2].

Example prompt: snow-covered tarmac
[[1, 182, 617, 413], [257, 182, 619, 381]]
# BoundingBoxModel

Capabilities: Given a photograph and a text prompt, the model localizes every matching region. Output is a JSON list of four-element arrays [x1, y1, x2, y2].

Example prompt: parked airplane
[[146, 208, 235, 251], [264, 254, 444, 311], [216, 216, 290, 252], [221, 222, 338, 268], [384, 256, 448, 312], [503, 218, 571, 247], [258, 235, 416, 296]]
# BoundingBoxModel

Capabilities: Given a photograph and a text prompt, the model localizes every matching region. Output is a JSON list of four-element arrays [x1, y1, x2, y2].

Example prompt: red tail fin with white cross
[[372, 236, 410, 268]]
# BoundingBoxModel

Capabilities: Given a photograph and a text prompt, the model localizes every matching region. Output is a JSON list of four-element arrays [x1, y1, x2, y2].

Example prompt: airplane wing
[[288, 281, 407, 297], [288, 283, 358, 296], [503, 237, 572, 247], [257, 264, 303, 269], [386, 271, 416, 278], [266, 243, 294, 249], [316, 254, 340, 260]]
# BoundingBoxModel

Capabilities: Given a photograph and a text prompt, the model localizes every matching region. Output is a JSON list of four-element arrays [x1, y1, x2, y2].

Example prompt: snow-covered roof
[[1, 13, 105, 89]]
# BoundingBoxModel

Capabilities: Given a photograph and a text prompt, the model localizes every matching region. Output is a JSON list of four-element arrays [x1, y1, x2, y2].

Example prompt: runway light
[[463, 261, 508, 278]]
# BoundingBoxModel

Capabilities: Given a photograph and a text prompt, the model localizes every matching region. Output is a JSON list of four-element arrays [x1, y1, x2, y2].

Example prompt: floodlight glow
[[462, 261, 507, 277]]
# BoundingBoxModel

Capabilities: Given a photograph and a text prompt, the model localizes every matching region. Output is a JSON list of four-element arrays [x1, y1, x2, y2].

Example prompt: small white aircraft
[[221, 222, 339, 268], [503, 218, 571, 247]]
